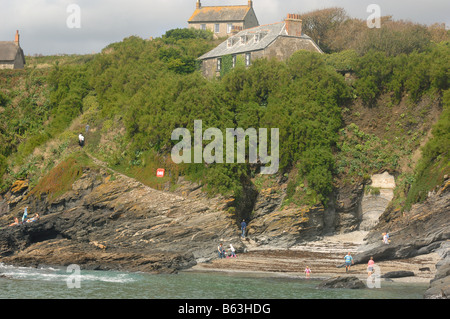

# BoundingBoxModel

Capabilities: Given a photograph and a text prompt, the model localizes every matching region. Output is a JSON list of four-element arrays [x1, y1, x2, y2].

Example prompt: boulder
[[424, 243, 450, 299], [316, 276, 366, 289], [381, 271, 415, 278]]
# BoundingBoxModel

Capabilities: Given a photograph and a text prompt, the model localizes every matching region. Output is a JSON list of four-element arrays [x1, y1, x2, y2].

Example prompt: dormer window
[[227, 38, 234, 48], [254, 33, 260, 43], [240, 35, 247, 44]]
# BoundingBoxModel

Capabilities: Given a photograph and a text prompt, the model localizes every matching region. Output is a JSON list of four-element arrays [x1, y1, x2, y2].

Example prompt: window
[[227, 38, 234, 48], [201, 24, 206, 31], [240, 35, 247, 44], [254, 33, 260, 43], [232, 55, 237, 68], [215, 24, 220, 33], [227, 23, 233, 34], [245, 53, 251, 67], [217, 58, 222, 71]]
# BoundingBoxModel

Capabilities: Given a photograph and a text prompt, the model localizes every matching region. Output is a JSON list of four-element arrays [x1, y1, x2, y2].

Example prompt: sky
[[1, 0, 449, 56]]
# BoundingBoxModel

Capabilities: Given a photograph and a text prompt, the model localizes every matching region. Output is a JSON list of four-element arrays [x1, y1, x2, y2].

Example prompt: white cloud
[[0, 0, 448, 55]]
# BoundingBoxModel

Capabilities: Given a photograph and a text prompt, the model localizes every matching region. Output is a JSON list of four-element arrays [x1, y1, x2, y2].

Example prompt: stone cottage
[[198, 14, 323, 78], [188, 0, 259, 39], [0, 30, 26, 70]]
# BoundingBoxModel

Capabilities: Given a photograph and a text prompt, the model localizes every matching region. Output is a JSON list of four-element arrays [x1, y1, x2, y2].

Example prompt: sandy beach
[[188, 231, 440, 284]]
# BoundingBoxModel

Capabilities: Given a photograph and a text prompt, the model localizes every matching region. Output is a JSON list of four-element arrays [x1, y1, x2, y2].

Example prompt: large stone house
[[0, 30, 26, 70], [198, 14, 323, 78], [188, 1, 259, 39]]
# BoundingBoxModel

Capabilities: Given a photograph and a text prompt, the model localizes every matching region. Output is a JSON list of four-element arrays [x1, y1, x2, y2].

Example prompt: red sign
[[156, 169, 165, 178]]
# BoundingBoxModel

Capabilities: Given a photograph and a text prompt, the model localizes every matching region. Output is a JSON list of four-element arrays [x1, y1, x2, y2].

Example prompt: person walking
[[78, 133, 85, 147], [229, 244, 236, 258], [344, 252, 354, 273]]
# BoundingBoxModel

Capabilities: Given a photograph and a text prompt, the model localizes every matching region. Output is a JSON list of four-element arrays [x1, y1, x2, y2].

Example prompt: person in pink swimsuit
[[367, 257, 375, 276]]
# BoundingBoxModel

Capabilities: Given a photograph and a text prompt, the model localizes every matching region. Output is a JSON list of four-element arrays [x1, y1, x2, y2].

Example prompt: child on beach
[[304, 266, 311, 278], [367, 257, 375, 277]]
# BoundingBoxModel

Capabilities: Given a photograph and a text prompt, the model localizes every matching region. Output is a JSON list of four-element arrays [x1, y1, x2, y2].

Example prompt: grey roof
[[188, 5, 252, 23], [0, 42, 25, 63], [199, 22, 320, 60]]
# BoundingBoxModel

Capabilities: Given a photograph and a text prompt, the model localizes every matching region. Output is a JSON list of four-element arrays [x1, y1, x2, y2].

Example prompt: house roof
[[0, 42, 25, 63], [198, 21, 322, 60], [188, 5, 252, 23]]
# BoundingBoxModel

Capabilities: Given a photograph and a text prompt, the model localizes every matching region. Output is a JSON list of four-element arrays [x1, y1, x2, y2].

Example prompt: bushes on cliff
[[404, 89, 450, 210]]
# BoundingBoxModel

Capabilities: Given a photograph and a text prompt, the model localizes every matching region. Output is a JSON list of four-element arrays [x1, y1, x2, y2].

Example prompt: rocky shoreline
[[187, 231, 441, 285], [0, 163, 449, 298]]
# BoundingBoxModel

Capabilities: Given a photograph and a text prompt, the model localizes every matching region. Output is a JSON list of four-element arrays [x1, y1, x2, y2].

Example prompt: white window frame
[[227, 23, 233, 34], [215, 24, 220, 33], [232, 55, 237, 68], [245, 53, 251, 67], [201, 24, 206, 31], [217, 58, 222, 71]]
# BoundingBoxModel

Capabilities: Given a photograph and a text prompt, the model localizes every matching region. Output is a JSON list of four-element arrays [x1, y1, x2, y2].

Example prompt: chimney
[[248, 1, 253, 7], [196, 0, 201, 9], [14, 30, 20, 46], [285, 14, 302, 37]]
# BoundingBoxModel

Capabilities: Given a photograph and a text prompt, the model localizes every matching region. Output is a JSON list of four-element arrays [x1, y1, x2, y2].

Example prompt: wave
[[0, 263, 137, 284]]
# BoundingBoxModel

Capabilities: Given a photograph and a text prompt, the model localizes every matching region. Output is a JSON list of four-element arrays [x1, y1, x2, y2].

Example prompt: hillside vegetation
[[0, 9, 449, 217]]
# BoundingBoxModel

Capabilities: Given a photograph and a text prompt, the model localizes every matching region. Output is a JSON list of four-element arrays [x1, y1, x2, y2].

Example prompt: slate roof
[[0, 42, 25, 63], [199, 21, 321, 60], [188, 5, 251, 23]]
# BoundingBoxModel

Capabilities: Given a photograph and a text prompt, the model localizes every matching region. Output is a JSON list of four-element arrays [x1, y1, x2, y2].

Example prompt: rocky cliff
[[0, 159, 448, 298], [0, 165, 243, 273]]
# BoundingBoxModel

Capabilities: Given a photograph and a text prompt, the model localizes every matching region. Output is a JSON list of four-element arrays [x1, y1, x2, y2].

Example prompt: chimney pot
[[285, 14, 302, 37], [14, 30, 19, 45]]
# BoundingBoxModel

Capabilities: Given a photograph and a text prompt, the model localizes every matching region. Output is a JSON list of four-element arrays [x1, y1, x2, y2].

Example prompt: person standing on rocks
[[241, 219, 247, 238], [344, 252, 354, 273], [305, 266, 311, 279], [217, 243, 225, 259]]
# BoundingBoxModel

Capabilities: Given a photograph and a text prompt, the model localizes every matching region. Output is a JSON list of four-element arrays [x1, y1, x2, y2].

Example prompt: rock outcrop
[[0, 166, 242, 273], [316, 276, 366, 289], [354, 179, 449, 264], [360, 172, 396, 231], [424, 242, 450, 299]]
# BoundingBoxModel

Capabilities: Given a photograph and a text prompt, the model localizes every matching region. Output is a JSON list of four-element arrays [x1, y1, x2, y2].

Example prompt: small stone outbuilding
[[0, 30, 26, 70]]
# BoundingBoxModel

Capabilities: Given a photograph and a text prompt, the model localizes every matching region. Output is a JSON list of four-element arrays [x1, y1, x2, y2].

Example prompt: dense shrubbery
[[0, 12, 448, 209], [404, 89, 450, 210]]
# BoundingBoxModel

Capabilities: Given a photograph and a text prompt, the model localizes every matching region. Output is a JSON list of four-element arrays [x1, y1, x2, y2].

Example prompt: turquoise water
[[0, 263, 427, 299]]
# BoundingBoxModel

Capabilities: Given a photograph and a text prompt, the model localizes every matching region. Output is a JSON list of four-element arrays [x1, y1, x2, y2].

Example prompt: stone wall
[[360, 172, 396, 230]]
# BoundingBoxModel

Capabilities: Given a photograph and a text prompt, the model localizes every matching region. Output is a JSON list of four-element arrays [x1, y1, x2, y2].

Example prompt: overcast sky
[[1, 0, 449, 56]]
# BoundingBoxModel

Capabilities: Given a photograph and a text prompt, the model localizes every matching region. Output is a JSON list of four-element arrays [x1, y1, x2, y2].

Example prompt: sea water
[[0, 263, 427, 299]]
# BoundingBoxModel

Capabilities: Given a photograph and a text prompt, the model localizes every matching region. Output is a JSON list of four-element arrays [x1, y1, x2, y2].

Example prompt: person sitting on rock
[[9, 217, 19, 227], [26, 213, 40, 223]]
